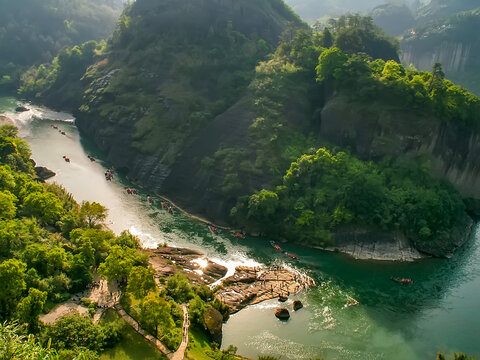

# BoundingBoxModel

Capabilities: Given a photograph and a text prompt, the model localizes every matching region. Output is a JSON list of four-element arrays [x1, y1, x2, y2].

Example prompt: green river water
[[1, 97, 479, 360]]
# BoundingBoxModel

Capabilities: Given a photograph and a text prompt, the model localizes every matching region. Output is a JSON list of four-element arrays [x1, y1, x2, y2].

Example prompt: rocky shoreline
[[216, 265, 315, 313], [323, 228, 425, 262], [146, 246, 315, 314]]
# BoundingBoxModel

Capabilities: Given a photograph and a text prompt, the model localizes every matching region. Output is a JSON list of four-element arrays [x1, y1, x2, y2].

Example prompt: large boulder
[[274, 307, 290, 320], [15, 106, 29, 113], [293, 300, 303, 311], [204, 306, 223, 345], [35, 166, 56, 182]]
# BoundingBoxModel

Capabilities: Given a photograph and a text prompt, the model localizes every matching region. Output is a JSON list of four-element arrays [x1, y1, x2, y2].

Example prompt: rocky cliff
[[320, 96, 480, 200], [400, 7, 480, 95]]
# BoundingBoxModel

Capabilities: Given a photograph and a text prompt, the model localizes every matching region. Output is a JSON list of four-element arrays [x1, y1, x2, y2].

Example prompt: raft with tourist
[[391, 277, 414, 285]]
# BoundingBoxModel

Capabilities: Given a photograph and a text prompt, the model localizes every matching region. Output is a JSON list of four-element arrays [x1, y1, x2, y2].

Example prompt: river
[[1, 97, 479, 360]]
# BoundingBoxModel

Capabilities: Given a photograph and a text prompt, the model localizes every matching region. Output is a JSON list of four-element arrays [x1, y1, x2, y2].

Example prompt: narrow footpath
[[171, 305, 190, 360], [115, 304, 173, 358]]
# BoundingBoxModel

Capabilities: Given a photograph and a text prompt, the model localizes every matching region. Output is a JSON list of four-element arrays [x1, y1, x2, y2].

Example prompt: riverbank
[[147, 246, 315, 313]]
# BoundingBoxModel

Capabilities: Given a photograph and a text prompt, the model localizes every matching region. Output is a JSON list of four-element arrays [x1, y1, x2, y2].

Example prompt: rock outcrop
[[326, 227, 424, 261], [34, 166, 56, 182], [274, 307, 290, 320], [0, 115, 14, 125], [204, 306, 223, 345], [15, 106, 29, 113], [293, 300, 303, 311]]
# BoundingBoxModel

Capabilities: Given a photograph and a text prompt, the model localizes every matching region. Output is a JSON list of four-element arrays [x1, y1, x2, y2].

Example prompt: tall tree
[[80, 201, 108, 228], [16, 288, 47, 333], [139, 293, 173, 337], [0, 259, 26, 320], [126, 266, 157, 299]]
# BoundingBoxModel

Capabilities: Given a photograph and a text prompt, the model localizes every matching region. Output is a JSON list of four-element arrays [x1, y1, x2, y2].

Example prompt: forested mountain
[[284, 0, 382, 23], [0, 0, 124, 92], [370, 3, 415, 36], [416, 0, 480, 22], [14, 0, 480, 257], [284, 0, 425, 24]]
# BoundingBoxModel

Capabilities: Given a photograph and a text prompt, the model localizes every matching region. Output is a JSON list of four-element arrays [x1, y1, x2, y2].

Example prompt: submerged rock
[[274, 307, 290, 320], [293, 300, 303, 311]]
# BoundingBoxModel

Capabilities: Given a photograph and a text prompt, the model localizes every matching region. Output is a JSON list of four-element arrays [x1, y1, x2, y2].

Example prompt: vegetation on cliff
[[232, 147, 465, 246], [0, 0, 124, 92]]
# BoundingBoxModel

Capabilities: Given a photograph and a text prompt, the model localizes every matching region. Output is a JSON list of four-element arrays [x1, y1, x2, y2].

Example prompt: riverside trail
[[2, 97, 480, 360]]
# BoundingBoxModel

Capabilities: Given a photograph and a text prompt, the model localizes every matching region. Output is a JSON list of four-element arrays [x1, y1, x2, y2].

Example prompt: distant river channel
[[1, 96, 480, 360]]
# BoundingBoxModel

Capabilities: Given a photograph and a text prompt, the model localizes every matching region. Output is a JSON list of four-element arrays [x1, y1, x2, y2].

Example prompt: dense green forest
[[0, 123, 234, 359], [0, 0, 124, 92], [227, 30, 476, 247]]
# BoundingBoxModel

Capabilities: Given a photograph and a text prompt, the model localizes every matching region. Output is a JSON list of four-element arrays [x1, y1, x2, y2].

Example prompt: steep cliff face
[[401, 41, 472, 74], [320, 96, 480, 200], [400, 7, 480, 95]]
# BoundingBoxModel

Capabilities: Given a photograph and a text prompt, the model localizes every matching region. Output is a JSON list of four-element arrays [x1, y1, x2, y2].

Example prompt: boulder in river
[[204, 306, 223, 344], [15, 106, 29, 113], [274, 307, 290, 320], [293, 300, 303, 311], [35, 166, 56, 182]]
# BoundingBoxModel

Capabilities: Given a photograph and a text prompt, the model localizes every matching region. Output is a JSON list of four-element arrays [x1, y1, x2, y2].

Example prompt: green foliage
[[126, 266, 156, 299], [22, 192, 64, 225], [44, 313, 119, 353], [70, 228, 115, 266], [326, 14, 399, 61], [0, 0, 122, 92], [315, 49, 480, 127], [80, 201, 107, 228], [0, 190, 17, 220], [98, 245, 148, 281], [111, 231, 140, 249], [234, 148, 465, 246], [138, 293, 174, 344], [0, 259, 26, 320], [16, 288, 47, 333], [316, 47, 348, 82], [165, 273, 194, 304], [18, 41, 105, 108], [0, 322, 57, 359], [189, 296, 206, 328]]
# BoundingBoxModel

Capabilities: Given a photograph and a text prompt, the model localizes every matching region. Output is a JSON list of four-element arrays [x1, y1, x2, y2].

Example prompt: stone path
[[115, 304, 173, 358], [171, 305, 189, 360]]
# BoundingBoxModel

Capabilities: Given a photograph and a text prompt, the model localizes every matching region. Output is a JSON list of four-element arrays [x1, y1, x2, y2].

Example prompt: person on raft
[[391, 277, 414, 285]]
